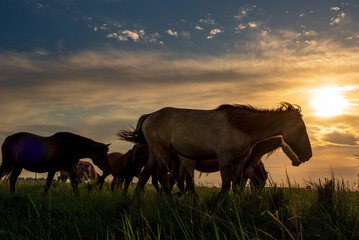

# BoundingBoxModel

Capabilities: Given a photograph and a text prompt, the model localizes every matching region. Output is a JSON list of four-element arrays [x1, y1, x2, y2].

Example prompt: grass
[[0, 178, 358, 240]]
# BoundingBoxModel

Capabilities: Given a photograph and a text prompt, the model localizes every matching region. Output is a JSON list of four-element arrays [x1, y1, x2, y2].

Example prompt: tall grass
[[0, 178, 358, 240]]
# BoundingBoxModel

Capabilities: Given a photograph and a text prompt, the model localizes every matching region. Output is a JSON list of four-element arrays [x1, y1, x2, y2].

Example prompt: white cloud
[[209, 28, 222, 35], [299, 13, 305, 17], [195, 26, 204, 31], [248, 22, 257, 28], [166, 29, 178, 37], [106, 30, 148, 42], [330, 12, 346, 25], [122, 30, 140, 41], [106, 33, 118, 38], [234, 5, 256, 20], [331, 7, 340, 11], [236, 24, 246, 30]]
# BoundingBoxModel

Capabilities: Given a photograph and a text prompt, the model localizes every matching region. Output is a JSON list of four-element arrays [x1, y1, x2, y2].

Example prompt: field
[[0, 178, 358, 240]]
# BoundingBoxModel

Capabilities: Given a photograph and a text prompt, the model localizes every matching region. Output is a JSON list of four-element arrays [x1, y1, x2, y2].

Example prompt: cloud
[[1, 44, 359, 183], [122, 30, 141, 41], [236, 24, 246, 30], [166, 29, 178, 37], [330, 12, 346, 25], [209, 28, 222, 35], [234, 5, 256, 20], [323, 130, 358, 145], [106, 29, 143, 41], [331, 7, 340, 11], [199, 14, 215, 25], [310, 124, 359, 147], [195, 26, 203, 31], [304, 30, 318, 37], [1, 37, 359, 148], [248, 22, 257, 28]]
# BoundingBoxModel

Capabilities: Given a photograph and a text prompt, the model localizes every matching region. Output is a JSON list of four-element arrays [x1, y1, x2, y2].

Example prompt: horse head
[[89, 143, 112, 176], [282, 110, 312, 165]]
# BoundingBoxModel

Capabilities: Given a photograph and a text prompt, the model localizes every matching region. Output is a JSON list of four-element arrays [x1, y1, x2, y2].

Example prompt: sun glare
[[310, 86, 348, 117]]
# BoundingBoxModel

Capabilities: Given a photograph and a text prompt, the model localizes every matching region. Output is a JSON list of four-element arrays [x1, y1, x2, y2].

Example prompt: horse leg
[[155, 150, 171, 195], [9, 167, 22, 193], [168, 153, 180, 190], [0, 164, 8, 180], [111, 176, 117, 191], [123, 177, 132, 192], [0, 162, 11, 180], [232, 158, 249, 194], [250, 161, 268, 191], [176, 174, 185, 195], [185, 170, 197, 196], [151, 172, 160, 193], [43, 171, 55, 196], [232, 176, 248, 194], [118, 179, 124, 190], [218, 157, 233, 195], [69, 166, 79, 195], [134, 149, 156, 194]]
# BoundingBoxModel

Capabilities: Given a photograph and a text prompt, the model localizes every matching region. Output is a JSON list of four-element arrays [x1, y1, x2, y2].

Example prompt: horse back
[[142, 107, 249, 159]]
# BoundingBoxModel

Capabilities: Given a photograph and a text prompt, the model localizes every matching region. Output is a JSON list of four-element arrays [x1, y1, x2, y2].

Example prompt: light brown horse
[[119, 103, 312, 195], [171, 136, 291, 195], [58, 161, 99, 183]]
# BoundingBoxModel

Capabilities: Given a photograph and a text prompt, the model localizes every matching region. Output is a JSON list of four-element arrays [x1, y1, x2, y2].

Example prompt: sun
[[310, 86, 348, 117]]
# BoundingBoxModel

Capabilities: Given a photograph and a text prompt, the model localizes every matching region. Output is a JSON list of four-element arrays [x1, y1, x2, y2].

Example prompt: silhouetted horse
[[119, 103, 312, 195], [104, 144, 160, 192], [0, 132, 111, 195], [58, 161, 100, 183]]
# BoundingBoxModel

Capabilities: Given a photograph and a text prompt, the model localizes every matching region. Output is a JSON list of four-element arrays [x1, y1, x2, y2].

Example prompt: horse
[[171, 136, 292, 195], [119, 103, 312, 195], [0, 132, 111, 195], [101, 144, 160, 192], [58, 161, 99, 183]]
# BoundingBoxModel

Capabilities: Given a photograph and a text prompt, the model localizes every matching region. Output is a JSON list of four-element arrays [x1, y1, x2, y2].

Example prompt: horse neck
[[247, 112, 287, 143], [75, 138, 96, 159]]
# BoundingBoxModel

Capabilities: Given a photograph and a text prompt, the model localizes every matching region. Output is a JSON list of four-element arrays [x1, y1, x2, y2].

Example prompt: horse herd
[[0, 103, 312, 196]]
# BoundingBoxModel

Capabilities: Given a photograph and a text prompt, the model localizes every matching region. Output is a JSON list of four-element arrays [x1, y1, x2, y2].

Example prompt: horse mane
[[52, 132, 109, 152], [216, 102, 302, 134], [216, 102, 302, 115]]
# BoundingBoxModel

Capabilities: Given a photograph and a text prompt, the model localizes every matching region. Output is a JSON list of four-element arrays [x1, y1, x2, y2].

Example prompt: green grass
[[0, 178, 358, 240]]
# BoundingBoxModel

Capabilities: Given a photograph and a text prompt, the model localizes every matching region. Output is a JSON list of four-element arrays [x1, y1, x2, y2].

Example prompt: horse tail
[[0, 136, 16, 179], [117, 114, 150, 144]]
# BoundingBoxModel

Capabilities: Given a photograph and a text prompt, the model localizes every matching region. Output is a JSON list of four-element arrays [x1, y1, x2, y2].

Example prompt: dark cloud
[[323, 130, 358, 146]]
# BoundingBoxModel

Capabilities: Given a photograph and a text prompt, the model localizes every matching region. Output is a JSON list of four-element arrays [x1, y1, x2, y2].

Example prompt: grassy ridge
[[0, 179, 358, 240]]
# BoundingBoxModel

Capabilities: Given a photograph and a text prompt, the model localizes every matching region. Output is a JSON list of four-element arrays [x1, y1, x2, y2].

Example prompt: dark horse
[[119, 103, 312, 195], [0, 132, 111, 195], [103, 144, 161, 192]]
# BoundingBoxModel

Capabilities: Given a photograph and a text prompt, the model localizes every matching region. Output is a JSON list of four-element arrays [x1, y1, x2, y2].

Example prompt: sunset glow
[[310, 87, 348, 117], [1, 0, 359, 186]]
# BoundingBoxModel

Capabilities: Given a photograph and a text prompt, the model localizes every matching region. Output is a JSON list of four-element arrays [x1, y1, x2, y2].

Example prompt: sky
[[1, 0, 359, 187]]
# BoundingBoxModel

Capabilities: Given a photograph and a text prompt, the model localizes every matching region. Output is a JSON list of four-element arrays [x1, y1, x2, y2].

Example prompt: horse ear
[[106, 143, 111, 147]]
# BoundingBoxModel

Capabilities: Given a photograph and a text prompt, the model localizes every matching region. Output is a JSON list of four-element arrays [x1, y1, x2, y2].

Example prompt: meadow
[[0, 178, 358, 240]]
